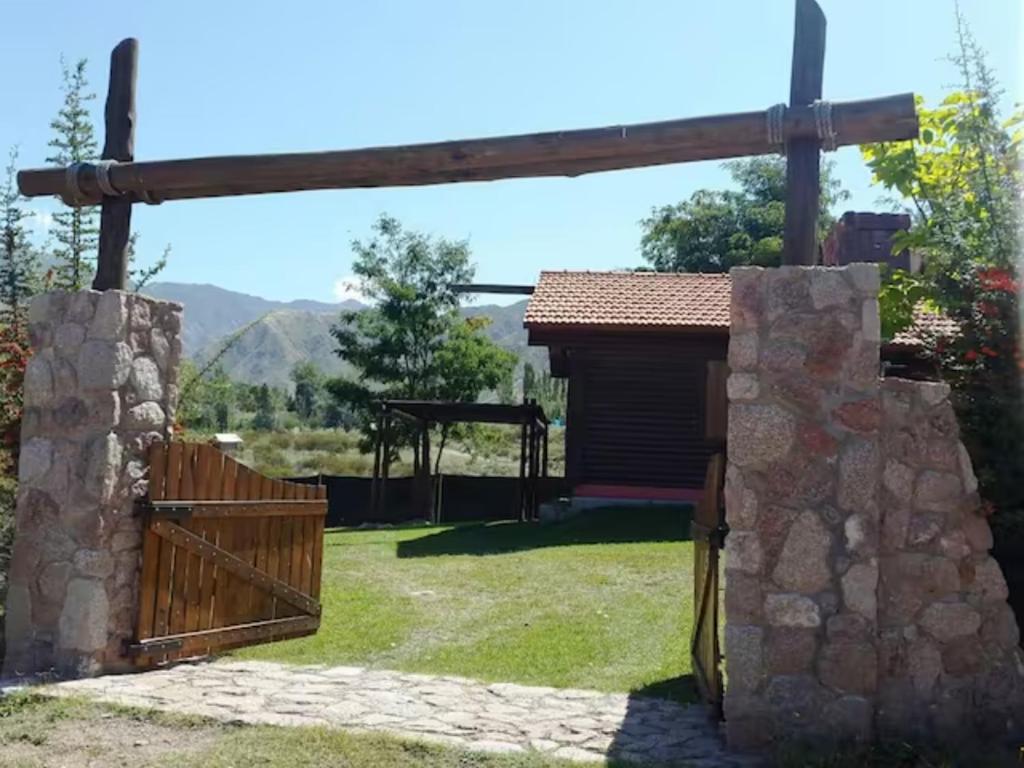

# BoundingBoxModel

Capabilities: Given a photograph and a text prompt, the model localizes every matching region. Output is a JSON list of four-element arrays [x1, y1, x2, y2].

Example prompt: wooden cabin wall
[[563, 333, 727, 491]]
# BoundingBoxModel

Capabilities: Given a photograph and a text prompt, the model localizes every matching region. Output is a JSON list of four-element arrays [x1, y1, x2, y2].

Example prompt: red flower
[[965, 349, 979, 362], [981, 346, 999, 358], [977, 267, 1019, 293]]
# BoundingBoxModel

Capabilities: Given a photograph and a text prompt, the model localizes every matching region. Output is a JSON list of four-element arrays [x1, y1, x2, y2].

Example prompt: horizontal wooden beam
[[451, 283, 535, 295], [147, 499, 327, 519], [19, 94, 917, 206]]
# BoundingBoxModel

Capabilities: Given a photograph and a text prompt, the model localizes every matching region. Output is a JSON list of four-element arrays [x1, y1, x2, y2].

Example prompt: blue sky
[[2, 0, 1020, 304]]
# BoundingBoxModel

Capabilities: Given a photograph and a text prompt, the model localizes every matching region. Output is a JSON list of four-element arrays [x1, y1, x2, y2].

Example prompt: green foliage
[[877, 268, 931, 341], [861, 15, 1023, 537], [330, 215, 514, 463], [640, 156, 848, 272], [45, 57, 168, 290], [522, 362, 567, 421], [46, 58, 98, 290], [290, 361, 323, 422], [252, 384, 277, 431], [0, 149, 42, 333]]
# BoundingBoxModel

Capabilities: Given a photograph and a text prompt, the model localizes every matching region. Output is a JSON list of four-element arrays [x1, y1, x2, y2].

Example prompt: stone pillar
[[723, 264, 1024, 749], [724, 264, 883, 747], [3, 290, 182, 678], [876, 378, 1024, 740]]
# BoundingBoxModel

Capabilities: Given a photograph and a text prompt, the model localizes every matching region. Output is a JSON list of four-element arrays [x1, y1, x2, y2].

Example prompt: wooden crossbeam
[[19, 97, 915, 209]]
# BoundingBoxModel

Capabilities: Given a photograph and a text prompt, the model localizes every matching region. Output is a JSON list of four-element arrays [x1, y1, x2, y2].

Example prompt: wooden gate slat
[[691, 452, 726, 714]]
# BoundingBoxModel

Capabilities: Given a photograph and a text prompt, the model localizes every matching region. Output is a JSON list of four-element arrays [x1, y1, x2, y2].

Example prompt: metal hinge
[[126, 637, 185, 656], [135, 499, 194, 520]]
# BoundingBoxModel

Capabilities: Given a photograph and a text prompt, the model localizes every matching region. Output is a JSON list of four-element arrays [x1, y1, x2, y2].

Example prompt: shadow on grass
[[394, 505, 694, 558]]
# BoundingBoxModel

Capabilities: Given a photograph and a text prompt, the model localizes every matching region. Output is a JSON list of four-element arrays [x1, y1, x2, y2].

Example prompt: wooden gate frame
[[130, 442, 327, 662], [691, 452, 728, 714]]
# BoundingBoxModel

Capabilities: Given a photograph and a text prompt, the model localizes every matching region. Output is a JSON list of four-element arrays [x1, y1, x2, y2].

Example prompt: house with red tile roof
[[521, 214, 955, 504], [524, 271, 731, 502]]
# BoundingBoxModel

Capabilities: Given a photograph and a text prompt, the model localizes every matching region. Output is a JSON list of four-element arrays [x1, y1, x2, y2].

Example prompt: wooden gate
[[691, 452, 727, 713], [130, 442, 327, 662]]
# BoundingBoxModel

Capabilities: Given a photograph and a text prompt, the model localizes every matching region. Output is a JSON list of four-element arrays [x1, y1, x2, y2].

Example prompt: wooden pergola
[[14, 0, 917, 291], [371, 400, 550, 523]]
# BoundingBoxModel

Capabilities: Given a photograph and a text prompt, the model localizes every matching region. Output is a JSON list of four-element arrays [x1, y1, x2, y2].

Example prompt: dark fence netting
[[288, 474, 571, 527]]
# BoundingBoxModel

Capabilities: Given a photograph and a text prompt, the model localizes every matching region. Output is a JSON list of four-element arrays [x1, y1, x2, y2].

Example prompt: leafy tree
[[46, 58, 99, 289], [640, 157, 848, 272], [329, 215, 512, 466], [523, 365, 567, 422], [252, 384, 277, 431], [176, 362, 235, 432], [430, 316, 515, 469], [290, 361, 325, 423], [522, 362, 537, 399], [861, 15, 1022, 537]]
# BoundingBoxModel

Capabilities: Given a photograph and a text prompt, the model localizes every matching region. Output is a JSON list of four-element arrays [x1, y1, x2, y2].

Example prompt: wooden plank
[[177, 443, 201, 633], [136, 525, 161, 642], [233, 465, 255, 624], [148, 442, 167, 501], [179, 443, 196, 499], [168, 447, 192, 634], [129, 615, 319, 659], [165, 442, 184, 501], [20, 95, 918, 205], [93, 38, 138, 291], [309, 515, 324, 600], [195, 444, 214, 500], [152, 537, 175, 638], [265, 514, 282, 619], [151, 520, 319, 616], [220, 455, 239, 500], [782, 0, 827, 266]]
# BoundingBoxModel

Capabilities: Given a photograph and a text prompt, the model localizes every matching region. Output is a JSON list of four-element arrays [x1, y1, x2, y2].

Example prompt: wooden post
[[421, 422, 432, 523], [370, 409, 383, 518], [542, 423, 549, 479], [380, 410, 391, 520], [518, 413, 528, 523], [781, 0, 826, 266], [94, 38, 138, 291]]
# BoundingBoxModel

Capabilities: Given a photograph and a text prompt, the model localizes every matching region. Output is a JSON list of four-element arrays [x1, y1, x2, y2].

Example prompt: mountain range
[[142, 282, 540, 388]]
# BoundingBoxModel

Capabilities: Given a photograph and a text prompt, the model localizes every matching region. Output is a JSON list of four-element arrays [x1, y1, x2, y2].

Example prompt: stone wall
[[723, 265, 1024, 748], [3, 290, 182, 678]]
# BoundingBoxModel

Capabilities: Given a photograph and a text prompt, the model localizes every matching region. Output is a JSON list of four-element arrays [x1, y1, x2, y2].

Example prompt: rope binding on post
[[95, 160, 120, 197], [765, 103, 786, 155], [812, 99, 838, 151], [60, 160, 163, 206]]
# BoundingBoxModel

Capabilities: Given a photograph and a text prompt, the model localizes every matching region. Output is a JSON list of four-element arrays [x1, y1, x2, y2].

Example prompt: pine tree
[[0, 148, 40, 333], [46, 58, 98, 289], [0, 148, 40, 457]]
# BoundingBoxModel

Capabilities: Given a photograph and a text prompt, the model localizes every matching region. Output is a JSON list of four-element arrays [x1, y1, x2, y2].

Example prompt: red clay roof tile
[[524, 271, 731, 329]]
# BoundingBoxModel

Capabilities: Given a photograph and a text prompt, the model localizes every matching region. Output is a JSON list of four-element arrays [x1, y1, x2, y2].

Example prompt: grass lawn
[[0, 694, 582, 768], [235, 506, 698, 702]]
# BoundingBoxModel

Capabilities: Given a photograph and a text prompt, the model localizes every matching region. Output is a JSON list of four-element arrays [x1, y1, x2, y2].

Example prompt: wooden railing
[[131, 442, 327, 662]]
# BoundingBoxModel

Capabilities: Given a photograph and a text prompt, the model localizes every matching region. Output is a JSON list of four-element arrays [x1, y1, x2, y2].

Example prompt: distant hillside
[[142, 282, 361, 354], [146, 283, 543, 388]]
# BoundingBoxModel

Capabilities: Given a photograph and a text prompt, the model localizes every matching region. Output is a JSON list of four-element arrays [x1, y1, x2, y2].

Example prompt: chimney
[[822, 211, 920, 272]]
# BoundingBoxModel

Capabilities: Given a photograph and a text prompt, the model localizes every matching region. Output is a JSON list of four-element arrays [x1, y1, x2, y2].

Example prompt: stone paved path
[[45, 660, 757, 766]]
